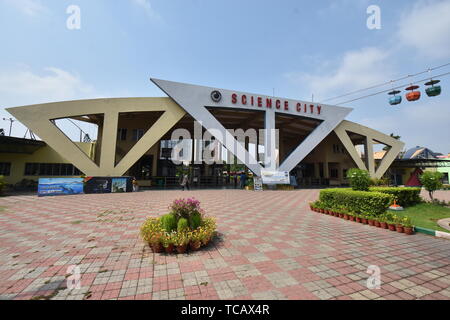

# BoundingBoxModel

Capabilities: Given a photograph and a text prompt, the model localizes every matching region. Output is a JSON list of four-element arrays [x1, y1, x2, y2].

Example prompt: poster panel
[[38, 178, 84, 197], [112, 178, 128, 193], [261, 171, 290, 185], [83, 177, 112, 194]]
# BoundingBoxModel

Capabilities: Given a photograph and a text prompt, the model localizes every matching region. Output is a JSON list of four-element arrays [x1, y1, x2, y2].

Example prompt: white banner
[[261, 171, 290, 185]]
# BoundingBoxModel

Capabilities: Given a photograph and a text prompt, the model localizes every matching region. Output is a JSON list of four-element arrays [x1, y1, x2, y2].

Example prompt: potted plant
[[162, 232, 175, 253], [402, 217, 414, 235], [189, 230, 202, 251], [355, 213, 362, 223], [361, 213, 368, 224], [348, 212, 355, 222], [374, 216, 381, 228], [367, 213, 375, 226], [174, 232, 189, 254], [394, 215, 404, 233], [379, 214, 388, 229], [149, 233, 164, 253]]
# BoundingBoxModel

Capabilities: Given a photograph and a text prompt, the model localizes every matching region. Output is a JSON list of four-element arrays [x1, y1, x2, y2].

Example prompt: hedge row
[[319, 189, 393, 216], [369, 187, 421, 207]]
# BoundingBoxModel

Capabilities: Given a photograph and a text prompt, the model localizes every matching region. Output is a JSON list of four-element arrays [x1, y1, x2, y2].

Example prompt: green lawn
[[394, 203, 450, 233]]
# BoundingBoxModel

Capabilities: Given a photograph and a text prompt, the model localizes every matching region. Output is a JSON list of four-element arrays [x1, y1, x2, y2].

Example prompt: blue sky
[[0, 0, 449, 153]]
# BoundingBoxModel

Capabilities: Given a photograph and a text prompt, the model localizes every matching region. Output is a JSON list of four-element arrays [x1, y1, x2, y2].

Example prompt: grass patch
[[394, 203, 450, 233]]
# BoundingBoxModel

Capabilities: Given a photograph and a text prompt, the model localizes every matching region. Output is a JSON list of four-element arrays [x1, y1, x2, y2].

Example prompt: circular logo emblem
[[211, 90, 222, 103]]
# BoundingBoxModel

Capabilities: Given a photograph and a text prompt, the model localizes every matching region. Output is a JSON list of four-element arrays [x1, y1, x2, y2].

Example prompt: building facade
[[2, 79, 405, 188]]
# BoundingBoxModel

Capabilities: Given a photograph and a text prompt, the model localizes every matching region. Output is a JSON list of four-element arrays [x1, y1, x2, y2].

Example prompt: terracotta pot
[[380, 222, 388, 229], [396, 225, 404, 233], [320, 209, 324, 213], [388, 224, 396, 231], [355, 217, 361, 223], [150, 242, 163, 253], [404, 227, 414, 235], [164, 244, 174, 253], [361, 218, 367, 224], [343, 214, 349, 220], [374, 221, 381, 228], [339, 213, 344, 218], [368, 219, 375, 226], [189, 240, 201, 251], [176, 244, 187, 254], [349, 216, 355, 222]]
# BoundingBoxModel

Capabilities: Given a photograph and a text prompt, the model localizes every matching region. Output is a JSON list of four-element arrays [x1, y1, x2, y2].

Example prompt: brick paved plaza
[[0, 189, 449, 300]]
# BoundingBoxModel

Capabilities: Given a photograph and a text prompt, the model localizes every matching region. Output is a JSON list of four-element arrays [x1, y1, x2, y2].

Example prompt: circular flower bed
[[140, 198, 217, 254]]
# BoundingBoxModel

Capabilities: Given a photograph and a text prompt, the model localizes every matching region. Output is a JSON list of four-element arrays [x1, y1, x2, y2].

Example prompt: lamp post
[[2, 118, 15, 136]]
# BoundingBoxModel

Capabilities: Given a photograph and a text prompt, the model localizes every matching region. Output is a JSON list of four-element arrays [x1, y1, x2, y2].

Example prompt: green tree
[[419, 171, 443, 201]]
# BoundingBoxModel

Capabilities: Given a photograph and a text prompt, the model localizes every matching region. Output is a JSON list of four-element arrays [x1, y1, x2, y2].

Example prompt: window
[[330, 168, 339, 179], [117, 128, 127, 141], [24, 163, 82, 176], [132, 129, 144, 141], [0, 162, 11, 176]]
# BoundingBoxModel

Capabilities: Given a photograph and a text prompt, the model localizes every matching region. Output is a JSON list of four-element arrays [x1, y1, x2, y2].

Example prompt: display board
[[82, 177, 133, 194], [253, 177, 263, 191], [261, 171, 290, 185], [38, 178, 84, 197], [84, 177, 112, 194]]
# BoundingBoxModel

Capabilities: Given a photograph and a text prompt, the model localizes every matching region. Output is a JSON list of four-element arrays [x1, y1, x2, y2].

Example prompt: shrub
[[160, 214, 177, 232], [347, 168, 371, 191], [140, 217, 164, 243], [177, 218, 189, 232], [189, 212, 202, 230], [319, 188, 393, 216], [369, 187, 421, 207], [420, 171, 444, 200]]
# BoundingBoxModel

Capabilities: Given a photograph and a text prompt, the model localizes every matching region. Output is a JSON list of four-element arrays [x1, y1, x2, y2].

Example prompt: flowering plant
[[169, 198, 204, 220]]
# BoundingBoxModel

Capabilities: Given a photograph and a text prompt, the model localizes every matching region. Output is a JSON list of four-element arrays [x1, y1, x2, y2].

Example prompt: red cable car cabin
[[405, 85, 421, 102]]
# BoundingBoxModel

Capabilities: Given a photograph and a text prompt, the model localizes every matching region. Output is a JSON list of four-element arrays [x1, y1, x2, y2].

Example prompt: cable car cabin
[[388, 90, 402, 105], [389, 95, 402, 105], [405, 85, 421, 102], [425, 80, 441, 97]]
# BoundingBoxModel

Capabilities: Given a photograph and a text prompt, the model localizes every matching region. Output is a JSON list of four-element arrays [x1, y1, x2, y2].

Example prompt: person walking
[[180, 173, 190, 191]]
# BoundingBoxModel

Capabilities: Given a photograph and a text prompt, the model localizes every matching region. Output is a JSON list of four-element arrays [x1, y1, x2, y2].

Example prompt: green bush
[[346, 168, 371, 191], [160, 214, 177, 232], [369, 187, 421, 207], [189, 212, 202, 230], [420, 171, 444, 200], [177, 218, 189, 232], [319, 188, 393, 216]]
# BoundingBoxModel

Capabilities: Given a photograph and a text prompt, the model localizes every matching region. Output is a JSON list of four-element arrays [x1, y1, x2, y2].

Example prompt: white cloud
[[0, 66, 99, 140], [2, 0, 47, 16], [285, 47, 392, 101], [397, 0, 450, 59], [0, 67, 96, 107], [131, 0, 161, 20]]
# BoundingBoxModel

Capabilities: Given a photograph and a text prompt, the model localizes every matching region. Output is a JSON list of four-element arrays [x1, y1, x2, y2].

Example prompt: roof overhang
[[0, 136, 46, 154]]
